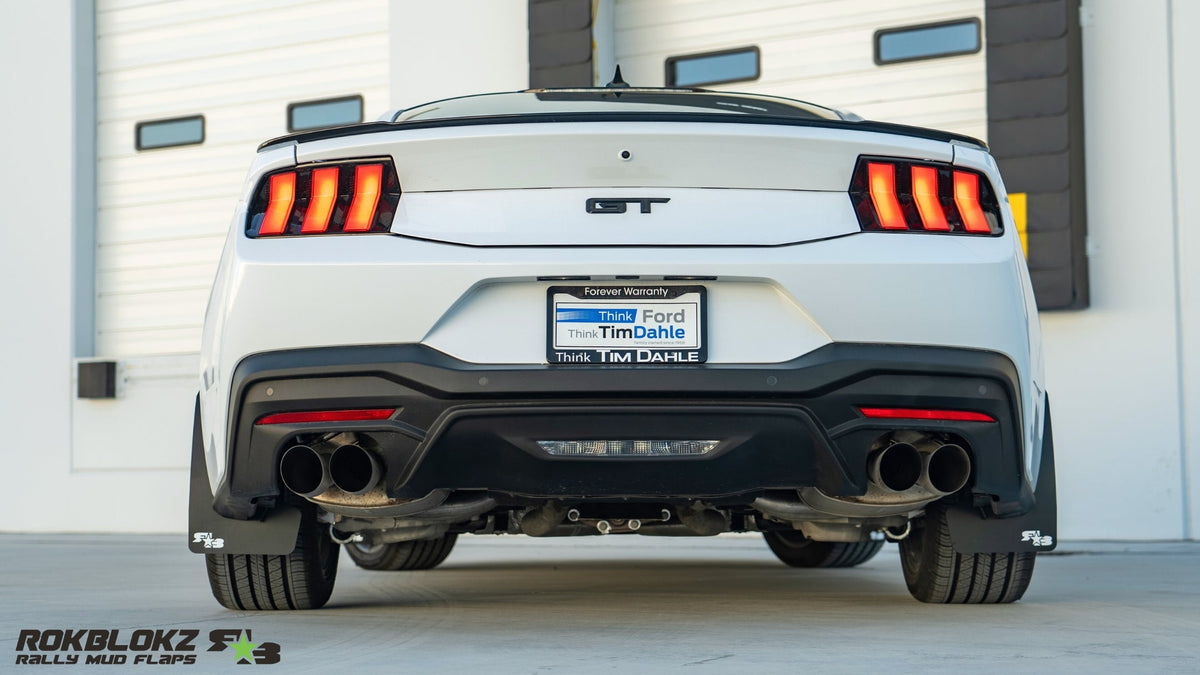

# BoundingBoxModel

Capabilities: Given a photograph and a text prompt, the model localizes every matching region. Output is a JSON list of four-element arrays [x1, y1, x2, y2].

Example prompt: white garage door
[[614, 0, 987, 140], [95, 0, 390, 357]]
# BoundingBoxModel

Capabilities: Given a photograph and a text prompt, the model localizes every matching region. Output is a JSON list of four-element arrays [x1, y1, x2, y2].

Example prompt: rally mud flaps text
[[14, 628, 280, 666]]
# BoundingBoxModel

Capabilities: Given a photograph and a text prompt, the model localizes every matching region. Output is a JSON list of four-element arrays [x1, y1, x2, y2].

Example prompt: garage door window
[[875, 19, 981, 65], [135, 115, 205, 151], [288, 95, 364, 132], [666, 47, 760, 87]]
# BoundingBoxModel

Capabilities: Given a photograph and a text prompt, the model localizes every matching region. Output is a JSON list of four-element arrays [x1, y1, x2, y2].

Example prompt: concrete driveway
[[2, 534, 1197, 673]]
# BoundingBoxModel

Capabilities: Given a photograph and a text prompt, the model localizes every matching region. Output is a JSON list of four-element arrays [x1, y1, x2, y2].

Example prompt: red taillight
[[344, 164, 383, 232], [248, 159, 400, 237], [954, 170, 991, 233], [850, 157, 1000, 235], [258, 172, 296, 236], [301, 166, 339, 233], [857, 407, 996, 423], [911, 165, 950, 231], [255, 408, 396, 425], [868, 162, 907, 230]]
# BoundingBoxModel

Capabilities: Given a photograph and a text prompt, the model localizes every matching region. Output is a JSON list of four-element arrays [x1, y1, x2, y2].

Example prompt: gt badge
[[585, 197, 669, 214]]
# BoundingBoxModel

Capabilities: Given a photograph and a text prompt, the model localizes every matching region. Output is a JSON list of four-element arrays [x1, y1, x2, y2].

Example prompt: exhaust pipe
[[918, 442, 971, 495], [868, 442, 922, 492], [280, 445, 332, 498], [329, 444, 382, 495]]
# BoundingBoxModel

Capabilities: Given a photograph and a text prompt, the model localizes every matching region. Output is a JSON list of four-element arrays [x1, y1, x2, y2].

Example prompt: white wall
[[0, 0, 187, 533], [1041, 0, 1193, 539], [389, 0, 528, 111], [1170, 0, 1199, 539]]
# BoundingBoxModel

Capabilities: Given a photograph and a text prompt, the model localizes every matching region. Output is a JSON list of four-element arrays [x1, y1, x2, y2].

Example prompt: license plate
[[547, 285, 707, 365]]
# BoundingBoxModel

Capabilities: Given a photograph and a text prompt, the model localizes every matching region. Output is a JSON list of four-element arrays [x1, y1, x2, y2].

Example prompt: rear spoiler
[[258, 112, 987, 153]]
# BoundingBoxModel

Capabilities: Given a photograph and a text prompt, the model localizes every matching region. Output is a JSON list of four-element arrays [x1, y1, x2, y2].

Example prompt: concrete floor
[[1, 534, 1198, 673]]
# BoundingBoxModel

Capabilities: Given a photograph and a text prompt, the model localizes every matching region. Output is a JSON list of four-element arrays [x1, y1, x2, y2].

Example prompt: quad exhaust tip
[[868, 438, 972, 497], [279, 442, 383, 497]]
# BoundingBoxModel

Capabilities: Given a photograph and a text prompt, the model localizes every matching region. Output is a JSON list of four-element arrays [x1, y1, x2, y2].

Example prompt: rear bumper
[[209, 342, 1034, 521]]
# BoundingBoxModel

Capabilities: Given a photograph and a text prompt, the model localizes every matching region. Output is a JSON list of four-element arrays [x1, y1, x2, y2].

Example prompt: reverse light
[[247, 159, 400, 237], [255, 408, 396, 425], [857, 407, 996, 423], [850, 156, 1002, 235]]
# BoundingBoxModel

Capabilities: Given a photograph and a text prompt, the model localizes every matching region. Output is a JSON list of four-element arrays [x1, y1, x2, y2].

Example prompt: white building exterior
[[0, 0, 1195, 539]]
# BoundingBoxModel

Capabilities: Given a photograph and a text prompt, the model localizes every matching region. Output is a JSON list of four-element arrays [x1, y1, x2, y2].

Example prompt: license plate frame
[[546, 285, 707, 365]]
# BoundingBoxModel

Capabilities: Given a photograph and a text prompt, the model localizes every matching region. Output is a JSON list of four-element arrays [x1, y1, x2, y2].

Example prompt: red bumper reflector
[[259, 172, 296, 235], [255, 408, 396, 425], [912, 166, 950, 231], [868, 162, 908, 230], [301, 166, 340, 233], [954, 171, 990, 233], [344, 164, 383, 232], [858, 407, 996, 423]]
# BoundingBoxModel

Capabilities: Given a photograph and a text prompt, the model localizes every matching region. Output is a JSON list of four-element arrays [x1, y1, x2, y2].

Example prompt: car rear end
[[190, 89, 1056, 608]]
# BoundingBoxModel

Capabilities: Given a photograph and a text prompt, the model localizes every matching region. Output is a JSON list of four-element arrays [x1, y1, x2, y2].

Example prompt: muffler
[[329, 444, 383, 495], [279, 445, 332, 498], [867, 442, 921, 492], [918, 442, 971, 495]]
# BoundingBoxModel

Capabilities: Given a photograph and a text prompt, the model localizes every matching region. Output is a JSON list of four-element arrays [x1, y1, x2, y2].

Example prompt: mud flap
[[187, 396, 301, 555], [946, 401, 1057, 553]]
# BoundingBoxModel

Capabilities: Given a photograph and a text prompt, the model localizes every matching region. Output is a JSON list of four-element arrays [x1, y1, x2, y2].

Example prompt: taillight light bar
[[255, 408, 396, 425], [247, 158, 401, 237], [850, 156, 1002, 235], [858, 407, 996, 423]]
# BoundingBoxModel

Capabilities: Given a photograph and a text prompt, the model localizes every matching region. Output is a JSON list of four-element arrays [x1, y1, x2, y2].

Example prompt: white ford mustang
[[188, 83, 1057, 609]]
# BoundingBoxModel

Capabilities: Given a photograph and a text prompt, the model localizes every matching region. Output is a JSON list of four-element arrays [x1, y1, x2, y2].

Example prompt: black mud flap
[[946, 400, 1057, 553], [188, 396, 301, 555]]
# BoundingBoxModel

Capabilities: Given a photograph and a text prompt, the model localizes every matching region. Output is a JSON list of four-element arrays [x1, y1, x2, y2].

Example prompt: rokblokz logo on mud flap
[[14, 628, 280, 666]]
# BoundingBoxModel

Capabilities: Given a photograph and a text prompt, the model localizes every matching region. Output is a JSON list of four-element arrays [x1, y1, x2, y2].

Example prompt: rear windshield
[[393, 89, 846, 124]]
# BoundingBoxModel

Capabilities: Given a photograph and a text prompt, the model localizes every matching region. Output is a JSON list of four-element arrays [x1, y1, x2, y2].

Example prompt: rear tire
[[764, 531, 884, 568], [346, 533, 457, 571], [205, 508, 339, 610], [899, 502, 1036, 603]]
